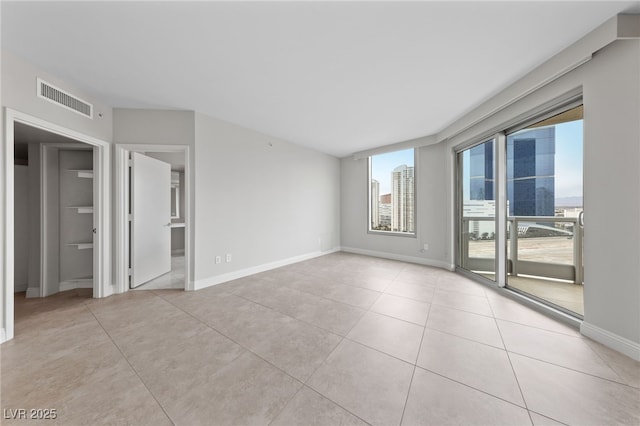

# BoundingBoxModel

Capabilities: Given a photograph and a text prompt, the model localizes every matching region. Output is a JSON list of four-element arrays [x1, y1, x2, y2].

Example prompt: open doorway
[[3, 109, 111, 342], [115, 145, 190, 293]]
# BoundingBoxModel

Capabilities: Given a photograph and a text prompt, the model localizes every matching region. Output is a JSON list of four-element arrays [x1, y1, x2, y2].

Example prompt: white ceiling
[[2, 1, 638, 157]]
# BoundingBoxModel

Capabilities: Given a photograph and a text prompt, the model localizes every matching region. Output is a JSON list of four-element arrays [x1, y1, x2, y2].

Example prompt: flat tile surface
[[307, 339, 414, 426], [426, 304, 504, 348], [402, 367, 532, 426], [347, 311, 423, 363], [271, 387, 368, 426], [370, 293, 430, 325], [497, 319, 620, 382], [511, 353, 640, 426], [3, 252, 637, 425], [418, 329, 525, 406]]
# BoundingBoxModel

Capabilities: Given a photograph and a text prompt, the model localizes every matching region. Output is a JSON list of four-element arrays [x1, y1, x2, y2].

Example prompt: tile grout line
[[488, 300, 535, 425], [232, 292, 350, 338], [152, 291, 308, 387], [412, 364, 533, 411], [399, 291, 434, 426], [528, 409, 571, 426], [503, 350, 640, 389], [261, 276, 383, 311], [155, 290, 372, 426], [83, 301, 177, 426], [581, 338, 630, 386]]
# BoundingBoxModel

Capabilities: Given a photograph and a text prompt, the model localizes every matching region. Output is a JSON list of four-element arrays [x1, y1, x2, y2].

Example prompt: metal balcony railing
[[460, 216, 583, 284]]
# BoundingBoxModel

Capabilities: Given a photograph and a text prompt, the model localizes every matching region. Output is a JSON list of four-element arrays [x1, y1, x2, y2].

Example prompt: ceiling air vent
[[37, 78, 93, 119]]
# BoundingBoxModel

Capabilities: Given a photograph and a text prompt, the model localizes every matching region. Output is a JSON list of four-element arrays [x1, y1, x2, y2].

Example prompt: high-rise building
[[391, 165, 415, 233], [469, 142, 494, 201], [507, 127, 555, 216], [370, 179, 380, 228], [468, 127, 555, 217], [379, 193, 391, 228]]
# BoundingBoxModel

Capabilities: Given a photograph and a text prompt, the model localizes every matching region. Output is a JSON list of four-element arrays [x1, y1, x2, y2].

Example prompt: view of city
[[462, 118, 584, 241], [459, 106, 584, 315], [369, 149, 415, 233]]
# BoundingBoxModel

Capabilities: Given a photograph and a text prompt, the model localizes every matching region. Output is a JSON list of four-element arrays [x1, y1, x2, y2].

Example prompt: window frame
[[367, 148, 418, 238]]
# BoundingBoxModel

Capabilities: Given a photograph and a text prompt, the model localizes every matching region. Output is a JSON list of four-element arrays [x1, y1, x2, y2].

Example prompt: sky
[[460, 119, 583, 202], [372, 120, 582, 201], [554, 120, 583, 199], [370, 148, 414, 194]]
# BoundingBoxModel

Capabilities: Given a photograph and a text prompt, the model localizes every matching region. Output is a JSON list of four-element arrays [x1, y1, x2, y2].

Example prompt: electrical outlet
[[215, 256, 221, 264], [226, 253, 232, 263], [423, 244, 429, 250]]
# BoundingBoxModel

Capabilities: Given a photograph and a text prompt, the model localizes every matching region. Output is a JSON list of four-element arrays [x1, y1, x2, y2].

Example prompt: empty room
[[1, 1, 639, 425]]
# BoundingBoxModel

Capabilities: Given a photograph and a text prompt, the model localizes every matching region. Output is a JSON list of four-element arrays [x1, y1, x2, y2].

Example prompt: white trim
[[496, 132, 507, 287], [0, 328, 6, 344], [25, 287, 40, 298], [3, 108, 111, 343], [115, 144, 191, 293], [581, 322, 640, 362], [193, 248, 341, 291], [341, 246, 454, 271], [3, 110, 15, 341], [59, 279, 93, 292]]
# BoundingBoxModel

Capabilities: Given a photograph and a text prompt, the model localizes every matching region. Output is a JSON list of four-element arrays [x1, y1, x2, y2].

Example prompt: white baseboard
[[581, 321, 640, 361], [25, 287, 40, 298], [59, 279, 93, 292], [193, 247, 341, 291], [341, 246, 454, 271]]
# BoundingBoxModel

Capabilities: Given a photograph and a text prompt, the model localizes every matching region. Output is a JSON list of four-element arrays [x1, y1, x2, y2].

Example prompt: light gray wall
[[439, 39, 640, 345], [340, 142, 449, 269], [2, 50, 113, 142], [194, 112, 341, 284], [581, 40, 639, 344], [113, 108, 196, 283], [113, 109, 195, 147], [1, 50, 114, 335], [341, 38, 639, 347], [13, 165, 29, 292]]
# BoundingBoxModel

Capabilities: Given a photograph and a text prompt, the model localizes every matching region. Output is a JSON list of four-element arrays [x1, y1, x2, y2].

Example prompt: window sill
[[367, 230, 417, 238]]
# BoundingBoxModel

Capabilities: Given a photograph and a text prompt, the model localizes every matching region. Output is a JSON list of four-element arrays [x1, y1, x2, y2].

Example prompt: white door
[[130, 152, 171, 288]]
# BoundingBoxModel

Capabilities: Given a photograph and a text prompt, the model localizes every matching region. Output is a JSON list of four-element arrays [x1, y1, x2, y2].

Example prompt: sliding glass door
[[456, 104, 584, 317], [505, 106, 584, 316], [457, 139, 496, 281]]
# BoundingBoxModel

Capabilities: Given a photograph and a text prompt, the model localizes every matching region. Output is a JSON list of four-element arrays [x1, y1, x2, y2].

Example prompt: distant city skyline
[[370, 149, 414, 194], [462, 119, 583, 203], [370, 149, 415, 233]]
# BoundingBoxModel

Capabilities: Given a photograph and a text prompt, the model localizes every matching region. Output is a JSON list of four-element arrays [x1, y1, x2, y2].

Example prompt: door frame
[[2, 108, 111, 343], [40, 142, 95, 297], [115, 144, 191, 293]]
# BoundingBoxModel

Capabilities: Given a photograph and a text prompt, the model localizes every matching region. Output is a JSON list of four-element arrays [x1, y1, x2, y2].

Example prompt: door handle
[[165, 222, 172, 227], [578, 211, 584, 227]]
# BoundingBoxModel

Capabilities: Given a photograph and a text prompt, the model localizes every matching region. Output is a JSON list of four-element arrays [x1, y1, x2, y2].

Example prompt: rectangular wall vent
[[37, 78, 93, 119]]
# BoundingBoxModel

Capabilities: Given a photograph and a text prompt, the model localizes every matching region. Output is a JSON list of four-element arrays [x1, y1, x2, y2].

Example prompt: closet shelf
[[67, 169, 94, 179], [67, 242, 93, 250], [67, 206, 94, 214]]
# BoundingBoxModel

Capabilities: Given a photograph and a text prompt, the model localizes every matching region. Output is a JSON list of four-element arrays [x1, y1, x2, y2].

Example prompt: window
[[368, 148, 416, 235]]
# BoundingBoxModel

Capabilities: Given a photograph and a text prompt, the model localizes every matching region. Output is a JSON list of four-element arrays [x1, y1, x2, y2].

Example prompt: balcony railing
[[460, 216, 583, 284]]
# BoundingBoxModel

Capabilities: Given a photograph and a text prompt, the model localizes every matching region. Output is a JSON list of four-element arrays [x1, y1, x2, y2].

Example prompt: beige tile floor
[[2, 252, 638, 425], [134, 254, 186, 290]]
